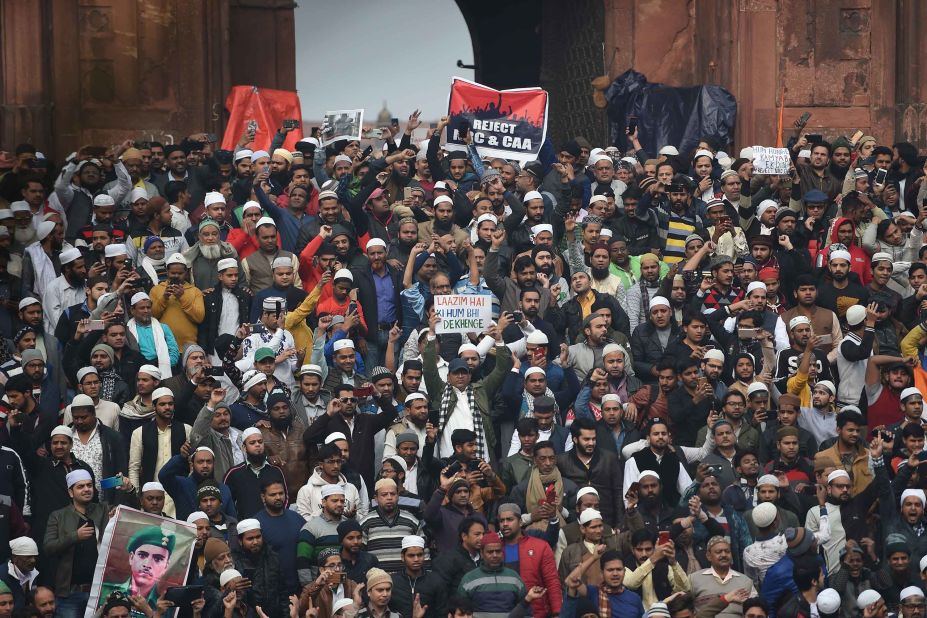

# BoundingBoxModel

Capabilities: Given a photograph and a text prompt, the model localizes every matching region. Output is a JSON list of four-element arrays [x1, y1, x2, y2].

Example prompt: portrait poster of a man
[[84, 507, 196, 618]]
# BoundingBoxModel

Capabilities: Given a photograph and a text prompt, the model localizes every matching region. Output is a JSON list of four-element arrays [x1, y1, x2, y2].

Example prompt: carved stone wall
[[0, 0, 295, 158]]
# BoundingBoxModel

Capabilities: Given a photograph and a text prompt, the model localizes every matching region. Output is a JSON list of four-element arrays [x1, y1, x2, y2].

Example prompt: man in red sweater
[[497, 503, 561, 616]]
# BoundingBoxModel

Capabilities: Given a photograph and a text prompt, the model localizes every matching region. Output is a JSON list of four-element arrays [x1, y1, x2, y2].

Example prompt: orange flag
[[775, 91, 784, 147]]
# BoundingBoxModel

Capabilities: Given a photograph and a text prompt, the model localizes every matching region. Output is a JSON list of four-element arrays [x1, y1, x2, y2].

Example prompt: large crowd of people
[[0, 107, 923, 618]]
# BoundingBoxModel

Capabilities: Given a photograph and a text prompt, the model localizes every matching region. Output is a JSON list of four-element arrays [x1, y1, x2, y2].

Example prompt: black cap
[[533, 396, 556, 412]]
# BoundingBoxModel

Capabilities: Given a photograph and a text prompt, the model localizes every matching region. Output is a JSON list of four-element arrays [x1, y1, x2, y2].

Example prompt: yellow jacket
[[285, 285, 322, 355], [150, 282, 205, 349]]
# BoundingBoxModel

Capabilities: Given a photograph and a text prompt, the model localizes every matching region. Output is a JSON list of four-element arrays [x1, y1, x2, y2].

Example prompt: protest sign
[[751, 145, 792, 175], [434, 294, 492, 334], [85, 506, 196, 618], [221, 85, 304, 151], [445, 77, 548, 163], [321, 109, 364, 146]]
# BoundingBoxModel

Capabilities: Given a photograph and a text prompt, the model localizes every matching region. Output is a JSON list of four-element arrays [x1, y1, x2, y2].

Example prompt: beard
[[246, 452, 266, 466], [271, 416, 292, 431], [591, 265, 610, 281], [433, 219, 453, 234], [830, 270, 847, 282], [200, 243, 221, 259], [398, 238, 416, 251], [14, 226, 35, 246], [640, 494, 661, 511], [537, 263, 554, 276]]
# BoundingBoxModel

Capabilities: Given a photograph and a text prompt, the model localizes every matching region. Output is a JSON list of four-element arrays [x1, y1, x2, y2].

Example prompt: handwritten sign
[[434, 294, 492, 334], [751, 146, 792, 175]]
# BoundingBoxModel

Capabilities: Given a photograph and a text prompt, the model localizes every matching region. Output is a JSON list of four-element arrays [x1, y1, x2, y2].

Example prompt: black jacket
[[629, 321, 680, 381], [232, 544, 289, 618], [432, 545, 480, 593], [556, 449, 624, 527], [199, 285, 252, 355], [390, 570, 447, 618], [563, 290, 631, 343], [349, 264, 402, 340]]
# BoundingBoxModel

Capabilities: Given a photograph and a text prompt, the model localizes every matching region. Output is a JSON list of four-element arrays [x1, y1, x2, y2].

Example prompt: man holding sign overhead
[[423, 308, 513, 464]]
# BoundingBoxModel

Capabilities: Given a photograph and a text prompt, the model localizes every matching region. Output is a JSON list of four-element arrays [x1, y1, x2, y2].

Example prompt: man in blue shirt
[[254, 479, 305, 594], [351, 238, 401, 368], [564, 548, 645, 618]]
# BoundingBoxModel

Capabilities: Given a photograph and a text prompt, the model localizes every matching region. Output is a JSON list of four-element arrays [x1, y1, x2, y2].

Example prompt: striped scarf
[[439, 384, 485, 461], [637, 279, 653, 323], [599, 583, 623, 618]]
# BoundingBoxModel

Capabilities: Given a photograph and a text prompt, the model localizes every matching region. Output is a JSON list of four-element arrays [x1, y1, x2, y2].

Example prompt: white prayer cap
[[458, 343, 479, 355], [531, 224, 553, 236], [8, 201, 28, 213], [9, 537, 38, 556], [901, 387, 923, 402], [579, 509, 603, 525], [242, 200, 262, 213], [59, 247, 82, 265], [241, 427, 262, 442], [401, 535, 426, 551], [746, 281, 767, 294], [757, 474, 780, 488], [603, 343, 624, 357], [242, 371, 266, 392], [658, 145, 679, 156], [587, 153, 611, 168], [752, 502, 777, 529], [902, 489, 926, 507], [194, 446, 215, 457], [872, 252, 893, 265], [433, 195, 453, 207], [318, 190, 339, 201], [320, 483, 345, 498], [325, 432, 348, 444], [36, 221, 56, 241], [693, 149, 714, 160], [524, 367, 545, 378], [857, 590, 882, 609], [649, 296, 670, 310], [365, 238, 387, 252], [334, 268, 353, 282], [704, 349, 725, 363], [77, 367, 98, 387], [104, 243, 128, 258], [234, 149, 253, 162], [219, 569, 243, 587], [829, 249, 851, 264], [526, 331, 548, 345], [138, 364, 161, 379], [601, 394, 621, 405], [261, 296, 285, 312], [405, 392, 427, 404], [600, 229, 613, 238], [236, 519, 261, 535], [589, 195, 607, 206], [251, 150, 270, 161], [476, 214, 498, 226], [333, 599, 355, 614], [333, 339, 355, 352], [815, 588, 841, 615], [142, 482, 165, 493], [256, 216, 276, 229], [576, 487, 599, 500], [131, 291, 151, 306], [299, 364, 323, 377], [638, 470, 660, 482], [71, 394, 94, 409], [921, 555, 927, 573], [271, 256, 292, 270], [814, 380, 836, 395], [0, 210, 11, 220], [66, 469, 92, 487], [186, 511, 209, 524], [334, 154, 353, 165], [204, 191, 226, 207], [17, 297, 39, 310], [755, 202, 778, 221], [128, 188, 149, 204], [523, 190, 543, 203], [93, 194, 115, 208], [901, 587, 924, 603], [747, 382, 769, 397], [50, 425, 73, 440], [166, 253, 188, 268], [152, 387, 174, 402], [217, 258, 237, 272], [827, 469, 850, 484], [788, 316, 811, 330], [740, 147, 755, 160]]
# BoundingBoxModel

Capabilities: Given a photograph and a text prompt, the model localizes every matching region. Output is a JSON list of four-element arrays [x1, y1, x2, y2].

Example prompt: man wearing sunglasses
[[306, 384, 399, 493]]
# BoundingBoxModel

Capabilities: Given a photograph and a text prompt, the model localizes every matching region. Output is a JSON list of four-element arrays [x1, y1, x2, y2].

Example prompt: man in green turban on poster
[[98, 526, 175, 615]]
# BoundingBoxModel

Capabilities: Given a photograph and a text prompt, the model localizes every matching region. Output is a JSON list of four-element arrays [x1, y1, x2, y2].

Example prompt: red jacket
[[505, 535, 561, 616], [822, 216, 871, 286]]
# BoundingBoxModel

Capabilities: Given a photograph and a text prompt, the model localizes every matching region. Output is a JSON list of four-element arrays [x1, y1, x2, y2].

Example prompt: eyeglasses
[[339, 397, 357, 404]]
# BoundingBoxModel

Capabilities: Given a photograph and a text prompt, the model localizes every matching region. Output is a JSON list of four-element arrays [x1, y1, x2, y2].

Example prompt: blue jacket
[[0, 564, 25, 609], [158, 454, 237, 521]]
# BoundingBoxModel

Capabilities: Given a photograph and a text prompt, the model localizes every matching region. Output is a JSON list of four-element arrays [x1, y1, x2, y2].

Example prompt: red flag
[[221, 86, 304, 152]]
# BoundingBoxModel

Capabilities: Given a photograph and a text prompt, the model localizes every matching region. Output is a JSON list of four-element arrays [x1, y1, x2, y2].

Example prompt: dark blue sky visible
[[294, 0, 474, 123]]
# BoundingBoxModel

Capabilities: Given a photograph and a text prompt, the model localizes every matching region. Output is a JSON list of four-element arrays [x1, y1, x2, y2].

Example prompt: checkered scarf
[[439, 383, 486, 461], [637, 278, 653, 322]]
